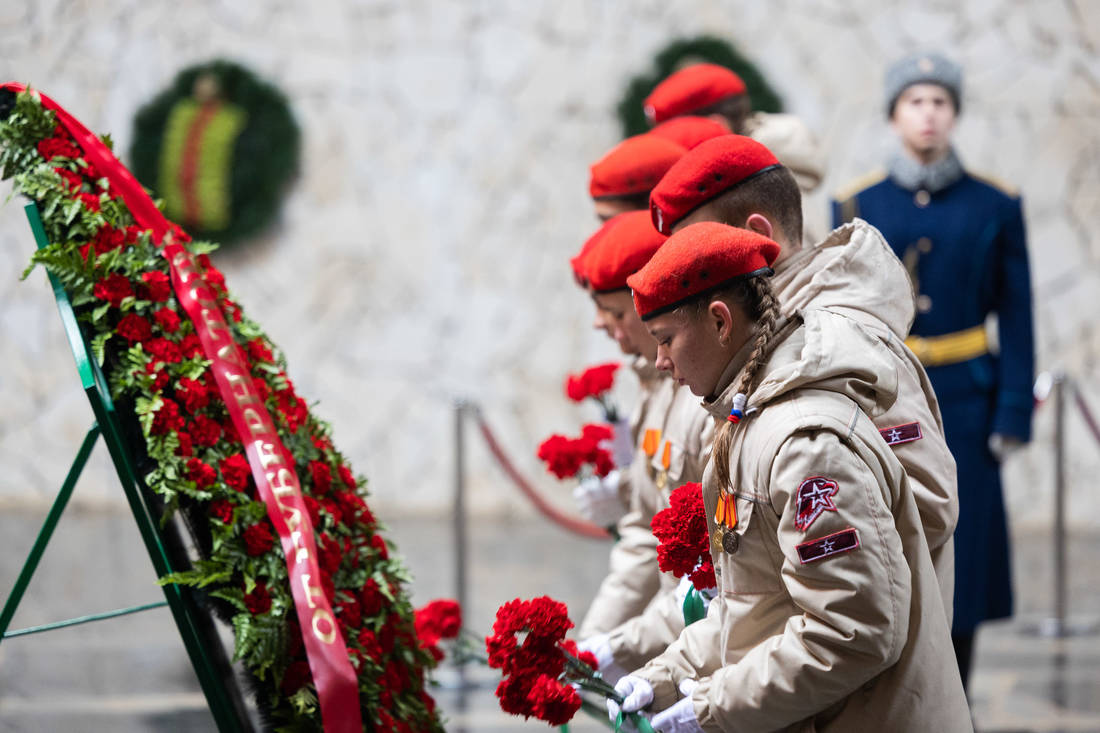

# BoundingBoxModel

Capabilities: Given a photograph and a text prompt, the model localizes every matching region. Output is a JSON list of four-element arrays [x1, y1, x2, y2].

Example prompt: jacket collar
[[888, 146, 964, 193]]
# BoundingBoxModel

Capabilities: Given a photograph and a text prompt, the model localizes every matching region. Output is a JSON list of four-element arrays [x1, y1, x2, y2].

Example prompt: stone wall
[[2, 0, 1098, 529]]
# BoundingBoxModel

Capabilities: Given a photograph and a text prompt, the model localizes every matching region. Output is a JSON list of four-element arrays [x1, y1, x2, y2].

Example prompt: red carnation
[[242, 523, 275, 556], [91, 225, 126, 255], [564, 362, 619, 402], [370, 534, 388, 560], [93, 273, 133, 308], [185, 457, 217, 488], [190, 414, 223, 448], [528, 674, 582, 726], [302, 494, 321, 528], [209, 498, 235, 523], [37, 136, 81, 161], [536, 426, 615, 480], [78, 192, 101, 212], [651, 482, 716, 591], [151, 399, 184, 435], [205, 266, 227, 296], [561, 638, 599, 670], [318, 533, 342, 575], [336, 593, 361, 630], [145, 362, 170, 393], [145, 337, 183, 365], [360, 578, 383, 617], [280, 660, 311, 695], [251, 376, 270, 401], [243, 582, 272, 615], [338, 464, 357, 489], [141, 271, 173, 303], [308, 460, 332, 494], [179, 333, 203, 359], [219, 453, 251, 492], [153, 307, 181, 333], [54, 166, 83, 192], [247, 337, 274, 363], [116, 313, 151, 344], [175, 431, 193, 457], [357, 628, 383, 661], [175, 377, 209, 413]]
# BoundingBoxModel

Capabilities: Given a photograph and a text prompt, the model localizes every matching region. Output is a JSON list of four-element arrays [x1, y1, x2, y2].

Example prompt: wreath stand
[[0, 202, 252, 732]]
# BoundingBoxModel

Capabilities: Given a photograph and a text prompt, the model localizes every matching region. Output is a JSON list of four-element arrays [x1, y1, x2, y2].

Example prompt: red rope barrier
[[1072, 384, 1100, 451], [470, 408, 611, 540]]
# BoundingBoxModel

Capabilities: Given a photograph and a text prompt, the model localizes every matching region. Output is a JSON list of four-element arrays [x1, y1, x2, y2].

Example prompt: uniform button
[[914, 190, 931, 207], [917, 294, 933, 313], [917, 237, 932, 253]]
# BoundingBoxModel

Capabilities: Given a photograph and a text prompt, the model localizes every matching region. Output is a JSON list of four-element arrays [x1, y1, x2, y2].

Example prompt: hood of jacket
[[771, 218, 916, 340], [703, 308, 900, 425]]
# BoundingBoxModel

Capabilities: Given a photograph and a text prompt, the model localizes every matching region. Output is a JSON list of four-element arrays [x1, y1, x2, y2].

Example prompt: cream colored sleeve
[[633, 599, 724, 710], [605, 579, 686, 672], [692, 430, 911, 732]]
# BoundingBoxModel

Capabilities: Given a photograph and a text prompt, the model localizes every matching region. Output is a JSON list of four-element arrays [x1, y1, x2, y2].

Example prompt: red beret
[[570, 222, 609, 287], [644, 64, 748, 124], [649, 134, 781, 235], [584, 211, 668, 293], [626, 222, 779, 320], [649, 116, 731, 150], [589, 134, 687, 199]]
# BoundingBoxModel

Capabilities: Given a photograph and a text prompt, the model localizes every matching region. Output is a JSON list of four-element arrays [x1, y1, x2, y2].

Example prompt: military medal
[[713, 489, 739, 554], [655, 440, 672, 491], [642, 428, 661, 459]]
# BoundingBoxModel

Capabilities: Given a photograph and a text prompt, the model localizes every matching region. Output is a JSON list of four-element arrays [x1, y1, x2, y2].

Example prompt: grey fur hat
[[885, 52, 962, 116]]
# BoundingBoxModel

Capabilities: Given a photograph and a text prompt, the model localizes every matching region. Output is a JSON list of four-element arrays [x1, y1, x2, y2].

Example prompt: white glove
[[573, 470, 626, 526], [651, 695, 704, 733], [989, 433, 1024, 462], [610, 417, 635, 468], [607, 675, 654, 726], [578, 633, 628, 685]]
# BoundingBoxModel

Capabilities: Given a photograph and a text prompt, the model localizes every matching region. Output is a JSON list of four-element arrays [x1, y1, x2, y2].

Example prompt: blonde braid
[[713, 277, 781, 491]]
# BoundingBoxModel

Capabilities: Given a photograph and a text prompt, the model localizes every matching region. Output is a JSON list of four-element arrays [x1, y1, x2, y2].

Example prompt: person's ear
[[744, 213, 773, 239], [707, 299, 735, 346]]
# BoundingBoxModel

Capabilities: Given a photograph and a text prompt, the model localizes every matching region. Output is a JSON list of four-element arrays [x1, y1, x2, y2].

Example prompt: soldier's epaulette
[[831, 168, 888, 203], [968, 170, 1020, 198]]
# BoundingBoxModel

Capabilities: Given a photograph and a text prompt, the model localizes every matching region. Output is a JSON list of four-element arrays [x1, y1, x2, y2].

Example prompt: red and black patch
[[796, 528, 860, 564], [879, 421, 922, 446], [794, 476, 839, 532]]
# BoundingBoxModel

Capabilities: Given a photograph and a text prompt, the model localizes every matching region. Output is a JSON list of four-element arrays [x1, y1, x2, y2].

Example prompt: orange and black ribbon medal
[[713, 489, 740, 554], [655, 440, 672, 491], [642, 428, 661, 459]]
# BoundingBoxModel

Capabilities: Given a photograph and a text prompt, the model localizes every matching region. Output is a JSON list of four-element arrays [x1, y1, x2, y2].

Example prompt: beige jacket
[[579, 358, 676, 638], [601, 383, 715, 670], [773, 219, 958, 621], [636, 309, 972, 732], [743, 112, 825, 194]]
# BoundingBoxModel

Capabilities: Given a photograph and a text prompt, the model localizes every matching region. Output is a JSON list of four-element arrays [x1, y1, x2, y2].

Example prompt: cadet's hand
[[988, 433, 1024, 462], [607, 675, 654, 726], [651, 695, 703, 733], [573, 470, 626, 527], [578, 633, 627, 685]]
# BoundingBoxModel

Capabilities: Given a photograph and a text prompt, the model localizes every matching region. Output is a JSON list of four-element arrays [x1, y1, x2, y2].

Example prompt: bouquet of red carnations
[[536, 423, 615, 480], [486, 595, 654, 729], [650, 482, 718, 625], [564, 362, 621, 422]]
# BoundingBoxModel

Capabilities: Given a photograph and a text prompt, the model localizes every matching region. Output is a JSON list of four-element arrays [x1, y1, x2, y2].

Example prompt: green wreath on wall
[[617, 35, 784, 138], [130, 60, 300, 248]]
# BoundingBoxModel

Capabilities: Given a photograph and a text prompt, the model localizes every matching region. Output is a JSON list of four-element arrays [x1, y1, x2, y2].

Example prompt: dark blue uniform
[[832, 170, 1034, 635]]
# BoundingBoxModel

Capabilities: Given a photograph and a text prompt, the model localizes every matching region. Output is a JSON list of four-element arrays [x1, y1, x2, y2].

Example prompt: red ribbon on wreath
[[2, 82, 363, 733]]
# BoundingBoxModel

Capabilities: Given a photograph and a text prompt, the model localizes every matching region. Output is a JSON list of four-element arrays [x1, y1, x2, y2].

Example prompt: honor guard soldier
[[609, 223, 971, 733], [647, 134, 960, 623], [644, 63, 825, 195], [831, 52, 1035, 691]]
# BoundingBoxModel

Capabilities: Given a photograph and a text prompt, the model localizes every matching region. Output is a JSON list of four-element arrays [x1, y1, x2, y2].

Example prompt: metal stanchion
[[1029, 371, 1097, 637], [452, 398, 470, 723]]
